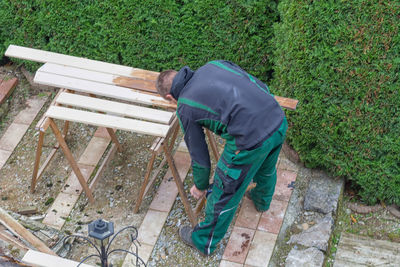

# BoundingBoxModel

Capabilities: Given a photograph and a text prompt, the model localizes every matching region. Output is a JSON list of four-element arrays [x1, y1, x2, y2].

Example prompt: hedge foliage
[[272, 0, 400, 204], [0, 0, 278, 80]]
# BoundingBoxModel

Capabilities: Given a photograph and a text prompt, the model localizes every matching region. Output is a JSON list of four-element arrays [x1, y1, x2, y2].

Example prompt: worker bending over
[[156, 60, 287, 256]]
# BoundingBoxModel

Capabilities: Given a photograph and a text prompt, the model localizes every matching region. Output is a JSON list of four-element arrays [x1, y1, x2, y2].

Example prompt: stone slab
[[149, 175, 179, 212], [334, 232, 400, 267], [13, 97, 47, 124], [245, 231, 277, 267], [42, 193, 80, 229], [278, 157, 299, 173], [122, 242, 154, 266], [220, 260, 244, 267], [137, 209, 169, 245], [222, 226, 255, 264], [304, 171, 344, 214], [273, 170, 297, 202], [0, 123, 30, 151], [0, 149, 12, 169], [286, 247, 324, 267], [288, 213, 333, 251], [93, 127, 112, 139], [78, 136, 110, 166], [235, 197, 261, 230], [257, 198, 288, 234]]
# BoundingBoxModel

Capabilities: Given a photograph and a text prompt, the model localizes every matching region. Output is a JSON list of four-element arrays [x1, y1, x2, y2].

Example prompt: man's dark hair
[[156, 70, 177, 98]]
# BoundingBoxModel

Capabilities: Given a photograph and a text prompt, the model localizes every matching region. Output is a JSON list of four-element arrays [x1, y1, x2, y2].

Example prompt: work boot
[[179, 225, 207, 256], [245, 190, 267, 212]]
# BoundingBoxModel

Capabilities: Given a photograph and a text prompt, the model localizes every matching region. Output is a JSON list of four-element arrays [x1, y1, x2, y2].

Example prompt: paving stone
[[288, 213, 333, 251], [61, 164, 95, 195], [286, 247, 324, 267], [149, 176, 179, 212], [78, 137, 110, 166], [122, 242, 154, 266], [235, 197, 261, 230], [222, 226, 255, 264], [42, 193, 79, 229], [220, 260, 244, 267], [13, 97, 47, 124], [137, 210, 168, 245], [245, 230, 277, 267], [273, 170, 297, 202], [0, 123, 30, 151], [304, 171, 344, 214], [257, 198, 288, 234], [278, 157, 299, 173], [93, 127, 113, 139], [0, 149, 12, 169]]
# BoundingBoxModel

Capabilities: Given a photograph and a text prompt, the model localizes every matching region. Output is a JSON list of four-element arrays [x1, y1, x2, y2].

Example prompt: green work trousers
[[191, 117, 288, 255]]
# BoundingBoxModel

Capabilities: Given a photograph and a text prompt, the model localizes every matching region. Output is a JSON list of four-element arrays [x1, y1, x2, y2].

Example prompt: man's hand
[[190, 185, 206, 200]]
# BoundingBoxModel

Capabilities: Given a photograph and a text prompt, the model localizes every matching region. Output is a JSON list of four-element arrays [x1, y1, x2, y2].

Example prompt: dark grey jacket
[[171, 60, 284, 189]]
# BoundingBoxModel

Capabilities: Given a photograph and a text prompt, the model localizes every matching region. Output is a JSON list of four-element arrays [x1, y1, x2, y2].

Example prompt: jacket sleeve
[[177, 112, 211, 190]]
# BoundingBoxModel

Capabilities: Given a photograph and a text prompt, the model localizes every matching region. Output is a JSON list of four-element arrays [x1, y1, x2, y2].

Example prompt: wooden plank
[[22, 250, 94, 267], [46, 106, 170, 137], [0, 77, 18, 104], [274, 96, 298, 110], [0, 207, 56, 256], [0, 230, 30, 251], [162, 142, 197, 227], [49, 119, 95, 204], [56, 92, 173, 124], [34, 71, 175, 109], [334, 232, 400, 267], [40, 63, 157, 92], [5, 45, 159, 80]]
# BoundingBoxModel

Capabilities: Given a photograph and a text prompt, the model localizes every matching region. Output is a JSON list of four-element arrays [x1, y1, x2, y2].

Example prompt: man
[[156, 60, 287, 256]]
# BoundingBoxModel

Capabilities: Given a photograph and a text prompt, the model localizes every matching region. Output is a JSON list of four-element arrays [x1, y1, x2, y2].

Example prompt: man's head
[[156, 69, 178, 101]]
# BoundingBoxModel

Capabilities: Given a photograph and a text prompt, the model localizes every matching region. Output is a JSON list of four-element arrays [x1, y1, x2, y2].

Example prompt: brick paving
[[220, 160, 298, 267]]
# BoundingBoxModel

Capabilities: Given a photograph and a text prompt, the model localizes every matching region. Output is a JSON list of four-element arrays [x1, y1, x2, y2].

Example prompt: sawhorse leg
[[134, 124, 180, 213], [106, 128, 123, 153], [162, 140, 197, 227], [134, 150, 157, 213], [48, 118, 95, 203], [31, 120, 70, 193]]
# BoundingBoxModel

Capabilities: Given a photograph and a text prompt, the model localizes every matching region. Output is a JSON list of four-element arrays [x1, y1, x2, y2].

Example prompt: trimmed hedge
[[0, 0, 278, 80], [272, 0, 400, 204]]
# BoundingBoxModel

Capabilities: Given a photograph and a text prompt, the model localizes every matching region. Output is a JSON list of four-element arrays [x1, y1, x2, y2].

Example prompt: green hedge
[[272, 0, 400, 204], [0, 0, 278, 80]]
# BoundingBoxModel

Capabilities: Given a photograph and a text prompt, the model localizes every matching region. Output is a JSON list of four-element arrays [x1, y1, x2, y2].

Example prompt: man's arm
[[177, 113, 211, 191]]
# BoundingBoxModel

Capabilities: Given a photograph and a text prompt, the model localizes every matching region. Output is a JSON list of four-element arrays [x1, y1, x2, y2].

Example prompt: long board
[[46, 106, 170, 137], [56, 92, 174, 124], [34, 70, 175, 109], [40, 63, 157, 92], [5, 45, 158, 80]]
